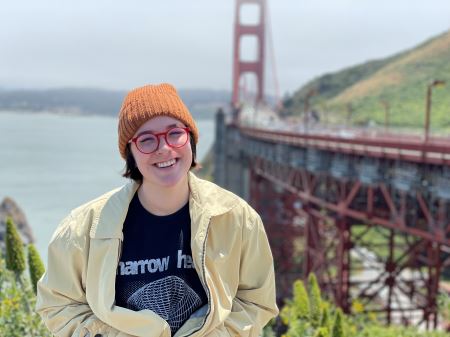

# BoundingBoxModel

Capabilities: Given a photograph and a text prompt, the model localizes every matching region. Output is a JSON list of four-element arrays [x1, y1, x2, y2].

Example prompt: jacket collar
[[90, 172, 239, 239], [188, 172, 239, 217]]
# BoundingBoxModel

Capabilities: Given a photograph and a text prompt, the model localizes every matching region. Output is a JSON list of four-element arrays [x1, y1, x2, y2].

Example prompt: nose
[[156, 134, 170, 152]]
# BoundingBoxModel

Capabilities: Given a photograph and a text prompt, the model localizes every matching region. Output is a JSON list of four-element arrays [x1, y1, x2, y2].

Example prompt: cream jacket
[[36, 173, 278, 337]]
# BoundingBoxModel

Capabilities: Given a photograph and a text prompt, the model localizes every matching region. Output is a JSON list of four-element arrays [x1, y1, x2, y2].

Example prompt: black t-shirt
[[115, 193, 208, 334]]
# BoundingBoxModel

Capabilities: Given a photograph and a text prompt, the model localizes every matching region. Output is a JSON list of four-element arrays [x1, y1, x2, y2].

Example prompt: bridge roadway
[[214, 109, 450, 328], [242, 125, 450, 167]]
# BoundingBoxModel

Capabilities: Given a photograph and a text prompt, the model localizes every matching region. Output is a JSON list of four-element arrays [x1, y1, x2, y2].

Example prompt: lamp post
[[303, 88, 317, 132], [345, 103, 353, 128], [424, 80, 446, 142], [380, 100, 390, 131]]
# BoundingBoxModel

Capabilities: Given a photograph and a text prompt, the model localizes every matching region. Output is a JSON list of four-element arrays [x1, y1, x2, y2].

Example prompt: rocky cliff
[[0, 197, 35, 251]]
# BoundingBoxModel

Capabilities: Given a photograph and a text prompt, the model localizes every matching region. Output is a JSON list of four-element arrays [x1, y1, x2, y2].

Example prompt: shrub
[[308, 273, 322, 328], [27, 244, 45, 294], [0, 218, 51, 337], [331, 309, 344, 337], [0, 254, 51, 337], [272, 273, 449, 337], [5, 217, 26, 276], [279, 275, 330, 337]]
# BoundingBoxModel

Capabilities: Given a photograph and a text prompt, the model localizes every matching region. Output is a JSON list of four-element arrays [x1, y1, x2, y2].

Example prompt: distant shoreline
[[0, 87, 228, 121], [0, 109, 216, 120]]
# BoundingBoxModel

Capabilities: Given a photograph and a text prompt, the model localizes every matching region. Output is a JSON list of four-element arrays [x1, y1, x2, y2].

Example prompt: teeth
[[156, 159, 176, 168]]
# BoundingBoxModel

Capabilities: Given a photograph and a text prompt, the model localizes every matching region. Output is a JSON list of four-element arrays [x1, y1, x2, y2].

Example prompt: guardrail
[[239, 126, 450, 166]]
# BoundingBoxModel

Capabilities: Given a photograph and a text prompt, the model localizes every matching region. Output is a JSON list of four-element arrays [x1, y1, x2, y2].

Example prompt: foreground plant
[[27, 244, 45, 295], [1, 218, 51, 337], [273, 273, 449, 337], [5, 217, 26, 277]]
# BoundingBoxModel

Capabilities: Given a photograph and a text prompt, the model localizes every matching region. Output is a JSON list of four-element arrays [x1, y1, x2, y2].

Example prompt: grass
[[284, 29, 450, 130]]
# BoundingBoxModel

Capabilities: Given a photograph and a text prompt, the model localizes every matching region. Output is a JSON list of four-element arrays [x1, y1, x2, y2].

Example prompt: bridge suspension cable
[[265, 0, 282, 110]]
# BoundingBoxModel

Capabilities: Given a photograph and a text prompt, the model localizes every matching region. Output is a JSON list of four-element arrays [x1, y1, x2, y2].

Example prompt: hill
[[283, 29, 450, 130]]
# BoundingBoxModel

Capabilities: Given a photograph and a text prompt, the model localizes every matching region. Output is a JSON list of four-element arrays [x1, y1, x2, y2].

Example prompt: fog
[[2, 0, 450, 94]]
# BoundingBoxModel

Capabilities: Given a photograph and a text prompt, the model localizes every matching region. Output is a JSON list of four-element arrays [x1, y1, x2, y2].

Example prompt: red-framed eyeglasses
[[129, 127, 190, 154]]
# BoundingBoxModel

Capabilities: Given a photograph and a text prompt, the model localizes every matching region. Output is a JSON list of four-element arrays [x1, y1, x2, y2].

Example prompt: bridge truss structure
[[222, 0, 450, 329], [215, 112, 450, 328]]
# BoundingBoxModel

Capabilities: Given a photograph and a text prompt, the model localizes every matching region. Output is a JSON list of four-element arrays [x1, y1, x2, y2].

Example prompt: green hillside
[[283, 29, 450, 131]]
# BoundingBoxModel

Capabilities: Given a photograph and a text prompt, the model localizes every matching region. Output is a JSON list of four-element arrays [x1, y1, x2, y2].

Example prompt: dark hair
[[122, 133, 197, 182]]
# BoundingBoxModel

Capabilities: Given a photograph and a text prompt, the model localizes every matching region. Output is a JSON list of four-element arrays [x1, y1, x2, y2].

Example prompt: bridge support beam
[[250, 151, 448, 328], [336, 216, 352, 314], [217, 124, 450, 329]]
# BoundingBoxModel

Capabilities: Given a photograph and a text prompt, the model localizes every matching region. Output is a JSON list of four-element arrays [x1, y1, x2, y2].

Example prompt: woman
[[36, 83, 278, 337]]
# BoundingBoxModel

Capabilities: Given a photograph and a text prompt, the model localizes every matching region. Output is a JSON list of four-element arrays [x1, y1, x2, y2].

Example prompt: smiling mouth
[[154, 158, 177, 168]]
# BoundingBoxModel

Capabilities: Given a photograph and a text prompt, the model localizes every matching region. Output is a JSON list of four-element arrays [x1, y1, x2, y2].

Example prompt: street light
[[345, 102, 353, 128], [380, 100, 390, 131], [303, 88, 317, 132], [424, 79, 446, 142]]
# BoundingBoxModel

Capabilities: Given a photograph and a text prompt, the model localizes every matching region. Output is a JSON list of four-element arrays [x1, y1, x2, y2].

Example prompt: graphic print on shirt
[[128, 275, 202, 331], [117, 255, 170, 275], [117, 234, 203, 332], [115, 197, 207, 335]]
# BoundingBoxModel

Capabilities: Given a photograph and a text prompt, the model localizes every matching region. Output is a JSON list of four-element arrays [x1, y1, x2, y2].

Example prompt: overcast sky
[[1, 0, 449, 95]]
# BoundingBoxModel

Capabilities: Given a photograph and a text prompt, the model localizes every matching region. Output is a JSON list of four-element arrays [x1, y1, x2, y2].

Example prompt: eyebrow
[[136, 123, 182, 136]]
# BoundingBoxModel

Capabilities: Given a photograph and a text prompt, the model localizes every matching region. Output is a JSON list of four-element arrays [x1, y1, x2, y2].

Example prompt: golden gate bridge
[[214, 0, 450, 329]]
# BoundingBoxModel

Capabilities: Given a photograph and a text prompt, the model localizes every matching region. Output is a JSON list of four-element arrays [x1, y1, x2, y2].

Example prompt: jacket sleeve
[[35, 215, 132, 337], [208, 210, 279, 337]]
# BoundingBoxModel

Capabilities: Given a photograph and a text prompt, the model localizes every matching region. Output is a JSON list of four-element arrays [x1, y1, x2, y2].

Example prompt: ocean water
[[0, 111, 215, 263]]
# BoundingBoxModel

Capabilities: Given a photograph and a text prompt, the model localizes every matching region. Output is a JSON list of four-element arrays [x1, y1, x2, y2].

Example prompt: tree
[[5, 217, 26, 277], [331, 309, 344, 337], [293, 279, 310, 319], [27, 244, 45, 294], [321, 305, 330, 330], [308, 273, 322, 328]]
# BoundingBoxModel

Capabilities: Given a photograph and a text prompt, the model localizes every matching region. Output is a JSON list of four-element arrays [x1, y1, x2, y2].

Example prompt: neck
[[138, 175, 190, 216]]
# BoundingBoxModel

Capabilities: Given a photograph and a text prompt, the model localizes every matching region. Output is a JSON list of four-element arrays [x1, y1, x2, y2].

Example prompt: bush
[[27, 244, 45, 294], [270, 273, 449, 337], [1, 218, 51, 337], [280, 274, 339, 337], [5, 217, 26, 276], [331, 309, 344, 337], [308, 273, 322, 328]]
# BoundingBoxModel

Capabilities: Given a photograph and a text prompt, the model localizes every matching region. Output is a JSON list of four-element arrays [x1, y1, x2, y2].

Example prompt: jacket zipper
[[119, 239, 123, 261], [199, 217, 213, 331], [116, 239, 123, 273]]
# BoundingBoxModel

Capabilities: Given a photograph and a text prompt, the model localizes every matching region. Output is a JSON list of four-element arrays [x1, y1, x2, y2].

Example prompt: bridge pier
[[214, 108, 250, 199], [214, 109, 227, 187]]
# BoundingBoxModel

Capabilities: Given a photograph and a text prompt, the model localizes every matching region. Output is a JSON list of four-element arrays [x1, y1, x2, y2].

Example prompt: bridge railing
[[239, 125, 450, 166]]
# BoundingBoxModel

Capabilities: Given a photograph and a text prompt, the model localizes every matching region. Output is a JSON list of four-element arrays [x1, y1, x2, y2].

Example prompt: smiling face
[[129, 116, 193, 189]]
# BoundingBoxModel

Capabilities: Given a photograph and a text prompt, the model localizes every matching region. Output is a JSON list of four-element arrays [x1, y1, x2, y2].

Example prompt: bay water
[[0, 111, 215, 263]]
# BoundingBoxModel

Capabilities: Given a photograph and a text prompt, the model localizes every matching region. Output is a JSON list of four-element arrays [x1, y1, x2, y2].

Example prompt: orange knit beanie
[[118, 83, 199, 159]]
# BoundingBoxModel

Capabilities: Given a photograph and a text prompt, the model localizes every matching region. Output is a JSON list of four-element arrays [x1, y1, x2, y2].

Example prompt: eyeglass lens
[[136, 127, 188, 153]]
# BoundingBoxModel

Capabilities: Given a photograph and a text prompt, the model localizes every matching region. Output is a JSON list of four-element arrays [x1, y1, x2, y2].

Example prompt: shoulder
[[49, 184, 129, 245], [190, 174, 240, 202], [189, 173, 261, 227]]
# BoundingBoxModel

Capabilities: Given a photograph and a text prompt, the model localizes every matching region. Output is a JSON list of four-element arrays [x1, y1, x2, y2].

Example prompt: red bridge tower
[[232, 0, 266, 107]]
